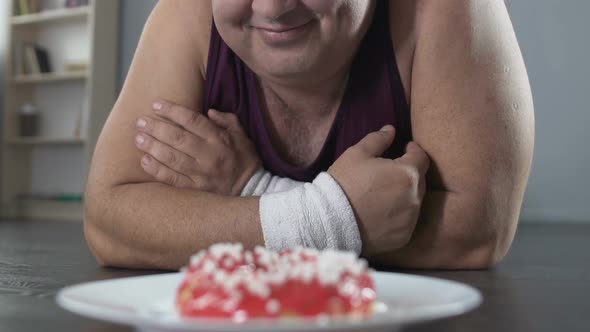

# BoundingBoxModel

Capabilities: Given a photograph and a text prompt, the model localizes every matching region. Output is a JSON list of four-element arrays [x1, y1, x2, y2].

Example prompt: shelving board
[[12, 71, 88, 84], [6, 137, 86, 146], [11, 6, 90, 26], [10, 199, 84, 222]]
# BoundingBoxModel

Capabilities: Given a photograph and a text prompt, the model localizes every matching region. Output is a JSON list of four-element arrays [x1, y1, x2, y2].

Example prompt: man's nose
[[252, 0, 299, 21]]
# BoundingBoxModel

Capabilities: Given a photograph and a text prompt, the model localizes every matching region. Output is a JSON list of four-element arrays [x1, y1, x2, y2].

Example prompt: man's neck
[[256, 65, 351, 119]]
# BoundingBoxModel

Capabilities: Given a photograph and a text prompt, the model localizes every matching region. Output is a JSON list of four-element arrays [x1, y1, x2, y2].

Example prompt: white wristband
[[259, 172, 362, 255], [240, 168, 303, 196]]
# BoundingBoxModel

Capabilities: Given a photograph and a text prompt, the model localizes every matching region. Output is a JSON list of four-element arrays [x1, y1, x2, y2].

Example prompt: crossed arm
[[381, 0, 534, 269], [84, 0, 533, 270]]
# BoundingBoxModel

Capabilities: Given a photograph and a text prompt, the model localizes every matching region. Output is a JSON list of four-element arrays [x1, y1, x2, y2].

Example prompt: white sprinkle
[[245, 276, 271, 298], [209, 243, 244, 261], [222, 274, 241, 293], [213, 270, 227, 284], [266, 299, 281, 314], [189, 251, 206, 266], [266, 270, 287, 285], [232, 310, 248, 323], [202, 260, 216, 274], [193, 293, 215, 310], [338, 278, 358, 297], [223, 257, 234, 269], [361, 287, 376, 301], [222, 294, 242, 313], [245, 251, 254, 263]]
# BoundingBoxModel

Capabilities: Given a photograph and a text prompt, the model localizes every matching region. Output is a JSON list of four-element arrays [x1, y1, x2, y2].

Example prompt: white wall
[[507, 1, 590, 222], [0, 1, 8, 186], [0, 2, 8, 124], [118, 0, 157, 89]]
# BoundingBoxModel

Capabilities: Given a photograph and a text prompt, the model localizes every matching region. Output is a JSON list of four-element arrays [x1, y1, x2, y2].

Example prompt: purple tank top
[[204, 1, 412, 182]]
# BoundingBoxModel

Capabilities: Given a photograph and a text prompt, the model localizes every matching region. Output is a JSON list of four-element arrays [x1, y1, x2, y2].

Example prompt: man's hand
[[134, 100, 261, 196], [328, 125, 430, 257]]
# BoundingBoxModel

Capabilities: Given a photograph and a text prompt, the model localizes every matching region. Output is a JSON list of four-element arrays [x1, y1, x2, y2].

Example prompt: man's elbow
[[84, 212, 140, 269], [83, 188, 127, 268], [83, 201, 113, 267], [83, 191, 178, 270], [457, 241, 506, 270], [452, 222, 516, 270], [83, 218, 108, 267]]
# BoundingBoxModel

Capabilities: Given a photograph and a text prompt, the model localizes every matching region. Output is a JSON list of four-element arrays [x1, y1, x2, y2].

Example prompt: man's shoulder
[[148, 1, 212, 75]]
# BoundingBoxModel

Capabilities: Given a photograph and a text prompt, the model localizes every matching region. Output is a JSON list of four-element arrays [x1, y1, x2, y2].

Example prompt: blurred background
[[0, 0, 588, 223]]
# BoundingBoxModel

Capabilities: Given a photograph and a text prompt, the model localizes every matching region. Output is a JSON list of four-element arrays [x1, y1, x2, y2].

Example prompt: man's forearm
[[367, 190, 519, 270], [84, 182, 263, 270]]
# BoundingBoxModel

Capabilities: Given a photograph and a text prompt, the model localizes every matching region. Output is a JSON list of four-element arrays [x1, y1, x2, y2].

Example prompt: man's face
[[211, 0, 372, 80]]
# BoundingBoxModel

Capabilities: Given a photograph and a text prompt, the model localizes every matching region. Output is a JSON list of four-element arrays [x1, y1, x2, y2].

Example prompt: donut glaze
[[177, 244, 376, 321]]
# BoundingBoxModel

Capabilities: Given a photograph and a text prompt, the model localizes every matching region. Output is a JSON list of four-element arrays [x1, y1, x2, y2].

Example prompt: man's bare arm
[[85, 183, 262, 270], [84, 1, 263, 270], [372, 0, 535, 269]]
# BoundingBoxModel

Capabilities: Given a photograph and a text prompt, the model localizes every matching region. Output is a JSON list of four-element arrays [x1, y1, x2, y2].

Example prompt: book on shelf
[[29, 0, 41, 13], [14, 0, 41, 15], [14, 0, 90, 16], [14, 42, 53, 76], [16, 0, 30, 16], [23, 45, 40, 74], [34, 47, 52, 73]]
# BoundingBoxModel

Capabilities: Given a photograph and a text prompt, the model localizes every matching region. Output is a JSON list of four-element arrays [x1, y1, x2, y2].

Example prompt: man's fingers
[[152, 100, 219, 140], [135, 132, 201, 175], [398, 141, 430, 176], [353, 125, 396, 158], [208, 109, 246, 135], [136, 116, 211, 159], [139, 154, 194, 189]]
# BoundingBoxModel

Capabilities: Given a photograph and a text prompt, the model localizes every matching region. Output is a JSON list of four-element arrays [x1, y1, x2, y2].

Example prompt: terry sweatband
[[240, 168, 303, 196], [255, 171, 362, 255]]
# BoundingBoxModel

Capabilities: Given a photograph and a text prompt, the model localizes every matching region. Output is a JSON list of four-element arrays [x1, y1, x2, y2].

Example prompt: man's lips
[[254, 19, 313, 33], [252, 19, 314, 45]]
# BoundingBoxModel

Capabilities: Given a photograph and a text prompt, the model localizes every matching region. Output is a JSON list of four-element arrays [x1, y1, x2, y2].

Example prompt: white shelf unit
[[10, 5, 90, 25], [12, 71, 88, 84], [6, 137, 86, 145], [1, 0, 119, 221]]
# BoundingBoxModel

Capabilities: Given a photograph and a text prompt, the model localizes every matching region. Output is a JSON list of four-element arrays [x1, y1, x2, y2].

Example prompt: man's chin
[[261, 66, 312, 80], [250, 54, 318, 81]]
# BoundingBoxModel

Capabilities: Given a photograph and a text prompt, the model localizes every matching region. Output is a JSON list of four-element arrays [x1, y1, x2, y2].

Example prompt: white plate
[[57, 272, 482, 332]]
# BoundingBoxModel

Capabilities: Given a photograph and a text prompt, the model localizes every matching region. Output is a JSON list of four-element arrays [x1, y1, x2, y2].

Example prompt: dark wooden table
[[1, 220, 589, 332]]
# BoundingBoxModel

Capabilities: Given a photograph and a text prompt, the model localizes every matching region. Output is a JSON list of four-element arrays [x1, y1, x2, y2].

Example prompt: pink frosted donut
[[177, 244, 376, 321]]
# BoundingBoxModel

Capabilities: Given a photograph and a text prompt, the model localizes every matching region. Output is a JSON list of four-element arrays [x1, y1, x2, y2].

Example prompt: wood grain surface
[[0, 220, 588, 332]]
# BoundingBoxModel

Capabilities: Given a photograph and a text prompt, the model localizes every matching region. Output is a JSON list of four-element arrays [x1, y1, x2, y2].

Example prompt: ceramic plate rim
[[56, 271, 482, 332]]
